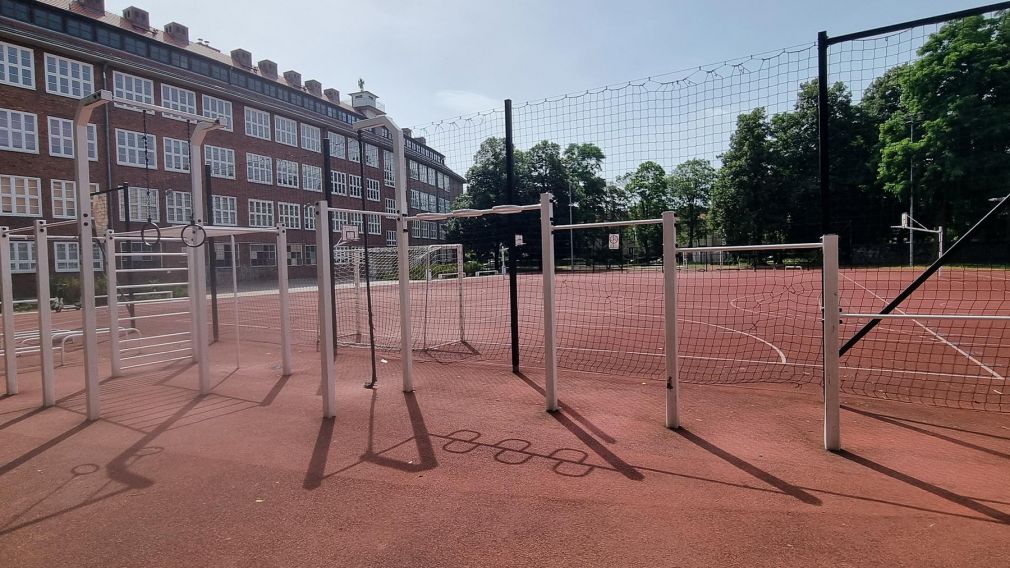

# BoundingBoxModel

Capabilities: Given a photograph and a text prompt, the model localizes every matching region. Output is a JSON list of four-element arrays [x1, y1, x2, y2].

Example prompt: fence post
[[505, 99, 520, 374], [662, 211, 679, 429], [817, 30, 832, 236], [34, 221, 55, 407], [316, 201, 336, 418], [822, 234, 841, 451], [276, 225, 292, 376], [540, 192, 558, 412], [106, 231, 120, 377], [0, 227, 14, 395], [456, 243, 465, 343]]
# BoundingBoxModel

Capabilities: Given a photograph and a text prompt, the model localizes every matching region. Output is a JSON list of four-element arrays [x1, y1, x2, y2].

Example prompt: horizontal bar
[[112, 236, 186, 242], [42, 219, 79, 229], [116, 267, 189, 273], [323, 205, 399, 220], [115, 252, 187, 257], [121, 339, 191, 352], [842, 313, 1010, 321], [118, 296, 186, 307], [678, 242, 823, 253], [121, 347, 193, 361], [121, 331, 190, 343], [405, 203, 539, 222], [120, 355, 193, 370], [890, 226, 941, 234], [825, 1, 1010, 45], [553, 218, 662, 231], [116, 282, 188, 290], [1, 225, 36, 235], [117, 311, 191, 321]]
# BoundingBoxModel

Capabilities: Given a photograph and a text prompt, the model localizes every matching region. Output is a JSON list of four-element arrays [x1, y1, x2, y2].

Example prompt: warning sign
[[608, 233, 620, 250], [515, 234, 524, 246]]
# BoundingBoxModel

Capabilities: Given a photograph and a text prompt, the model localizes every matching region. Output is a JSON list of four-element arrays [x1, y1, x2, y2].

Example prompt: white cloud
[[434, 90, 501, 115]]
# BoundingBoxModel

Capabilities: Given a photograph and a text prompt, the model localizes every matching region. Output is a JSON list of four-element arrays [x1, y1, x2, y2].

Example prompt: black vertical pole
[[205, 164, 219, 342], [817, 31, 832, 236], [121, 185, 136, 325], [322, 138, 338, 348], [505, 99, 520, 374]]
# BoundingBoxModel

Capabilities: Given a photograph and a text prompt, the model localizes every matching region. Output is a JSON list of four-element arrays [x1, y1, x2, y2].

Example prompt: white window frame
[[112, 71, 154, 110], [163, 136, 190, 173], [213, 195, 238, 226], [202, 94, 233, 131], [118, 187, 160, 223], [50, 180, 96, 219], [0, 175, 42, 216], [45, 53, 94, 98], [303, 205, 316, 231], [248, 199, 275, 228], [53, 241, 103, 272], [383, 149, 395, 187], [160, 83, 197, 120], [1, 42, 34, 90], [305, 244, 317, 266], [327, 132, 345, 159], [386, 230, 396, 247], [274, 115, 298, 147], [366, 178, 380, 202], [244, 107, 271, 140], [47, 117, 98, 161], [287, 243, 303, 267], [366, 214, 380, 235], [0, 108, 38, 154], [246, 153, 273, 185], [384, 198, 397, 214], [9, 241, 35, 273], [349, 174, 362, 198], [277, 160, 299, 188], [331, 171, 347, 196], [303, 164, 322, 192], [250, 243, 277, 267], [204, 145, 236, 179], [410, 160, 419, 180], [165, 190, 193, 225], [115, 128, 157, 168], [278, 202, 301, 230], [301, 123, 321, 152], [364, 143, 379, 168], [348, 138, 360, 163]]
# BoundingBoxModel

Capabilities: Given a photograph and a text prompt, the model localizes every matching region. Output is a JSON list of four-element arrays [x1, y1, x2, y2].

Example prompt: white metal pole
[[34, 221, 55, 406], [0, 228, 16, 395], [540, 193, 558, 412], [187, 244, 198, 363], [456, 243, 464, 342], [822, 234, 841, 451], [662, 211, 679, 429], [393, 139, 413, 393], [316, 202, 336, 418], [423, 246, 430, 350], [231, 235, 239, 370], [276, 226, 292, 376], [106, 231, 121, 377]]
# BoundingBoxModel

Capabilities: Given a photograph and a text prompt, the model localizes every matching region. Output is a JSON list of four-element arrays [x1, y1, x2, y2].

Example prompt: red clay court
[[1, 263, 1009, 567]]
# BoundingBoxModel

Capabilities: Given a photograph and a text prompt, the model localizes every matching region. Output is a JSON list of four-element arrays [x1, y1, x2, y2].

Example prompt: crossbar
[[120, 355, 193, 370], [553, 218, 662, 231], [116, 267, 189, 273], [116, 282, 188, 290], [121, 347, 193, 361], [120, 331, 190, 343], [678, 243, 823, 253], [117, 311, 191, 321], [842, 313, 1010, 321]]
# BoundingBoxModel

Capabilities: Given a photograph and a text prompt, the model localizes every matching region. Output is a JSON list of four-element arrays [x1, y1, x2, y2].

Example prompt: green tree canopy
[[667, 159, 715, 246]]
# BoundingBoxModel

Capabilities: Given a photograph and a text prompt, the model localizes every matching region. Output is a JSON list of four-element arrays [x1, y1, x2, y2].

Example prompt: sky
[[103, 0, 991, 128]]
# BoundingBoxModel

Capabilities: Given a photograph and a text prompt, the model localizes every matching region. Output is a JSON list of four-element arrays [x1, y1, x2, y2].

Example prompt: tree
[[667, 159, 715, 246], [620, 161, 669, 258], [877, 12, 1010, 235], [562, 143, 610, 222]]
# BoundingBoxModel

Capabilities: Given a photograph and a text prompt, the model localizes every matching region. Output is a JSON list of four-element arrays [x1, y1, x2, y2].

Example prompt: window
[[305, 245, 317, 266], [112, 71, 154, 109], [249, 244, 276, 267], [364, 144, 379, 167], [383, 149, 395, 186], [411, 189, 420, 210], [244, 107, 271, 140], [213, 195, 237, 226], [202, 95, 233, 131], [386, 230, 396, 247], [161, 84, 197, 119], [213, 242, 234, 268], [347, 138, 360, 163], [246, 153, 272, 185], [327, 132, 345, 159], [301, 123, 321, 152], [332, 245, 351, 265], [0, 175, 42, 216], [50, 180, 96, 219], [277, 160, 299, 188], [118, 187, 159, 222], [163, 137, 190, 172], [287, 244, 303, 266], [409, 160, 419, 180], [384, 198, 396, 214], [331, 171, 347, 196], [115, 128, 156, 168], [45, 54, 94, 98], [367, 214, 380, 235], [438, 197, 449, 213], [303, 205, 316, 230], [9, 241, 35, 273], [349, 175, 362, 198], [366, 178, 380, 202], [53, 242, 103, 272], [410, 221, 420, 239], [278, 202, 301, 229], [0, 108, 38, 153], [165, 190, 192, 224], [1, 41, 34, 89], [350, 212, 364, 232], [204, 145, 236, 179], [45, 119, 98, 161], [248, 199, 274, 227], [303, 164, 322, 192], [274, 115, 297, 146]]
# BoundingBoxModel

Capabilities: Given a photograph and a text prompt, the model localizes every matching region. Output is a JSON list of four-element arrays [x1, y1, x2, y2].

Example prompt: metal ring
[[181, 223, 207, 248], [140, 221, 161, 247]]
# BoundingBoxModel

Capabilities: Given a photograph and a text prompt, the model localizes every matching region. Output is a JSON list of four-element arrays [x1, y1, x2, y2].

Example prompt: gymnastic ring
[[140, 221, 161, 247], [181, 223, 208, 248]]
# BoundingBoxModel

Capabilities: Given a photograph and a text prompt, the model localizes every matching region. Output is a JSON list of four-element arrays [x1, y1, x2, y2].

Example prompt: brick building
[[0, 0, 463, 294]]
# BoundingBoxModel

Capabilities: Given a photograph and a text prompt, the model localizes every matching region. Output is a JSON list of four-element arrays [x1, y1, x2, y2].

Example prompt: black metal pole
[[358, 132, 379, 389], [817, 31, 831, 237], [121, 184, 137, 326], [204, 164, 219, 342], [321, 138, 338, 349], [505, 99, 520, 374]]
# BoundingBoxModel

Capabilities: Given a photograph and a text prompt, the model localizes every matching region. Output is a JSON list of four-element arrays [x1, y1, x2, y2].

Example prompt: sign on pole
[[608, 233, 620, 250], [515, 234, 524, 246]]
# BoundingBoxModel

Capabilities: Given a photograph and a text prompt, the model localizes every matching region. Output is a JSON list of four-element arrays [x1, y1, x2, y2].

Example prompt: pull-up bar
[[1, 219, 78, 235]]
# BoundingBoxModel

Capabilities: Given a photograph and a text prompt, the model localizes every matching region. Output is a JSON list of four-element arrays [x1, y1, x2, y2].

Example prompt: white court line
[[679, 318, 787, 364], [841, 273, 1005, 381]]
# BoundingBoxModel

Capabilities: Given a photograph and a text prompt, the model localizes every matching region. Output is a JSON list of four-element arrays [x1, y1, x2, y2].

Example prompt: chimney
[[283, 70, 302, 88], [415, 136, 426, 145], [402, 128, 412, 138], [75, 0, 105, 12], [230, 49, 252, 69], [164, 22, 189, 43], [257, 60, 277, 78], [323, 88, 340, 103], [305, 80, 322, 98], [122, 6, 150, 29]]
